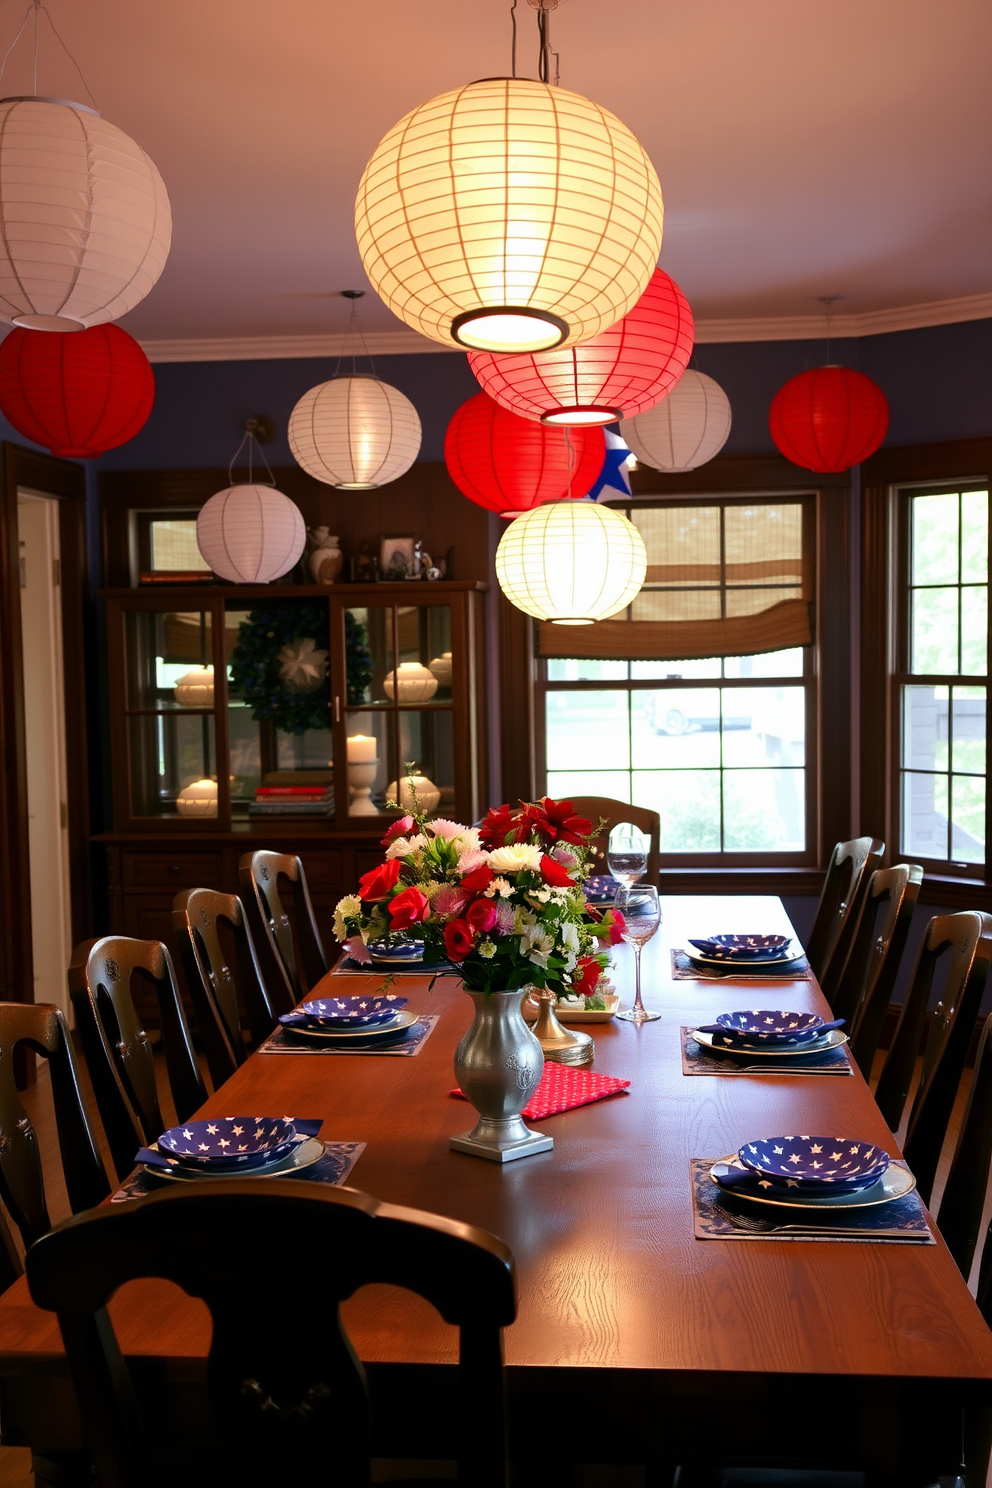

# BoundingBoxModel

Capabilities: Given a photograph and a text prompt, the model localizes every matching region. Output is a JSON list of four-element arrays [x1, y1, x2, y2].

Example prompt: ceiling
[[5, 0, 990, 354]]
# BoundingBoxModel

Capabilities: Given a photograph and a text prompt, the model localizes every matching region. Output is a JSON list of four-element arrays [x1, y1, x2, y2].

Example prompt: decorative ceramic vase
[[307, 527, 344, 584], [428, 651, 453, 687], [386, 774, 441, 814], [173, 665, 215, 706], [348, 758, 379, 815], [383, 661, 438, 702], [176, 778, 218, 817], [450, 988, 553, 1163]]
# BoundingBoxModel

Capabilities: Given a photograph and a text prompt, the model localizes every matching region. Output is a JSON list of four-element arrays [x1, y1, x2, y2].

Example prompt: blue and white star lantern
[[586, 429, 632, 502]]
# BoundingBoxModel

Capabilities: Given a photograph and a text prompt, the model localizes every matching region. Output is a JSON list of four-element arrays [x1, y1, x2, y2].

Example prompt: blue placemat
[[334, 956, 459, 977], [690, 1157, 934, 1243], [681, 1026, 852, 1077], [672, 948, 811, 981], [112, 1140, 366, 1202], [258, 1015, 439, 1057]]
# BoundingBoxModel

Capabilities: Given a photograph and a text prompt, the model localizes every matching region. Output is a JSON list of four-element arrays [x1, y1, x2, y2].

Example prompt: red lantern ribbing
[[466, 268, 694, 426], [0, 324, 155, 457], [769, 366, 889, 473], [444, 392, 606, 517]]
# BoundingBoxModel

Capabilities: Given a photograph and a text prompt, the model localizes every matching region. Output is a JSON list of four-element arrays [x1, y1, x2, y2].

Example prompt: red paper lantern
[[0, 324, 155, 457], [444, 392, 606, 517], [769, 366, 889, 472], [467, 268, 694, 426]]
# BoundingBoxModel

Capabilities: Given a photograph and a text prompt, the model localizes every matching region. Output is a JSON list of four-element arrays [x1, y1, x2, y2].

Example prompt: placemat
[[334, 956, 459, 977], [112, 1141, 366, 1202], [451, 1062, 629, 1120], [690, 1157, 933, 1243], [258, 1015, 438, 1056], [671, 948, 812, 981], [681, 1026, 852, 1077]]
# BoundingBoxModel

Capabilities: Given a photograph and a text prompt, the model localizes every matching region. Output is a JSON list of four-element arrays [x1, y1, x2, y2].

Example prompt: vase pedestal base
[[450, 1113, 553, 1163], [532, 990, 595, 1068], [543, 1039, 594, 1068]]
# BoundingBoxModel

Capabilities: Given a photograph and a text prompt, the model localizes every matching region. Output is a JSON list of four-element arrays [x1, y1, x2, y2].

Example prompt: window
[[131, 509, 211, 579], [897, 485, 988, 872]]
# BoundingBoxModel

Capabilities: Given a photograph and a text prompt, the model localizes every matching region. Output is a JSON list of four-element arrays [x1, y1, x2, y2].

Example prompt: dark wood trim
[[628, 450, 850, 497], [497, 588, 535, 805]]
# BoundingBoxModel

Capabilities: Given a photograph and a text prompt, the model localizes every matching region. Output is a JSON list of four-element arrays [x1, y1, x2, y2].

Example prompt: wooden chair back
[[937, 1012, 992, 1293], [172, 888, 278, 1086], [0, 1002, 109, 1252], [834, 863, 923, 1064], [26, 1180, 517, 1488], [68, 937, 207, 1184], [568, 797, 661, 886], [806, 835, 884, 993], [874, 911, 992, 1203], [238, 850, 327, 1008]]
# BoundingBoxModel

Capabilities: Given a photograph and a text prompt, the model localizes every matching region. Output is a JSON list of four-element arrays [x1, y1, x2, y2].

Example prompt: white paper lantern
[[173, 666, 214, 706], [496, 501, 646, 625], [176, 778, 218, 818], [288, 374, 421, 489], [196, 485, 306, 584], [383, 662, 439, 702], [619, 370, 731, 473], [355, 78, 663, 353], [0, 97, 171, 331], [386, 774, 441, 815]]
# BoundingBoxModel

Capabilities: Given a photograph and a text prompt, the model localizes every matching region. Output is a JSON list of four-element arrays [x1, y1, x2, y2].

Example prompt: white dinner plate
[[709, 1156, 915, 1210], [143, 1136, 325, 1183], [281, 1009, 418, 1042], [691, 1027, 848, 1058], [688, 949, 806, 970]]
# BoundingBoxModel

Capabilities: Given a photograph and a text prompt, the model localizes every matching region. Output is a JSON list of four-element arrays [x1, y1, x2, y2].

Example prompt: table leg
[[30, 1451, 94, 1487]]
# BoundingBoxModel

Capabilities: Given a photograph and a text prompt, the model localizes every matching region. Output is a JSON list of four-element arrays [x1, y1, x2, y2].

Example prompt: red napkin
[[451, 1062, 630, 1120]]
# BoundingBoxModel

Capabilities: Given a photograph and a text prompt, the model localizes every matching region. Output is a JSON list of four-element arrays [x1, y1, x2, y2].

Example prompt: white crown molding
[[137, 292, 992, 363]]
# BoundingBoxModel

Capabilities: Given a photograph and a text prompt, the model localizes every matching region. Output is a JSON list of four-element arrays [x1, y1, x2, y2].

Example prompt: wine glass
[[615, 884, 661, 1024], [607, 823, 648, 887]]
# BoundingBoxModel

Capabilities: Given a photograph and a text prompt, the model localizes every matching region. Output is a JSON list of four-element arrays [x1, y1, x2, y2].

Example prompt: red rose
[[540, 854, 575, 888], [572, 957, 601, 997], [381, 814, 415, 847], [465, 898, 497, 934], [478, 803, 524, 850], [459, 864, 494, 894], [358, 858, 402, 900], [388, 886, 430, 931], [444, 918, 475, 961]]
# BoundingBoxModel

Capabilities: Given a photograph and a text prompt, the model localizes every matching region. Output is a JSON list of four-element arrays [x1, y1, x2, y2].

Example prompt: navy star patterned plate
[[688, 934, 793, 962], [279, 994, 408, 1030], [585, 875, 621, 904], [367, 943, 425, 966], [158, 1116, 298, 1169], [713, 1010, 824, 1045], [738, 1134, 890, 1192]]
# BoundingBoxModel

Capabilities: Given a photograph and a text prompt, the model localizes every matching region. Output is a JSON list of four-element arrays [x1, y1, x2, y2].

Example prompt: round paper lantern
[[0, 97, 171, 331], [196, 486, 306, 584], [496, 501, 647, 624], [620, 370, 732, 472], [769, 366, 889, 472], [288, 374, 421, 489], [467, 268, 693, 426], [445, 391, 605, 517], [175, 779, 218, 819], [0, 324, 154, 456], [355, 78, 663, 353]]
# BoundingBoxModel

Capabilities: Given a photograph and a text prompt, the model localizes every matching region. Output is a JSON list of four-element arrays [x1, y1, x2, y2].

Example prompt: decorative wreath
[[229, 602, 373, 734]]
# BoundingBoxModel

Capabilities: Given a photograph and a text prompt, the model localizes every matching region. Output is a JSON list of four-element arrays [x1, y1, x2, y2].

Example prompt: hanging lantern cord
[[817, 294, 841, 364], [334, 289, 376, 379], [509, 0, 518, 78], [229, 419, 277, 488], [536, 4, 560, 86], [565, 426, 575, 497], [0, 0, 97, 106]]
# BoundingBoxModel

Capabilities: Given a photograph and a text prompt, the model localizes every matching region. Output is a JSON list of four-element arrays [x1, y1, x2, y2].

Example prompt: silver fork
[[722, 1210, 919, 1239]]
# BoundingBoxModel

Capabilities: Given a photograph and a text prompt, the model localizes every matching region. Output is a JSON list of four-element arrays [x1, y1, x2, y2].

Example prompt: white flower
[[385, 832, 427, 861], [487, 842, 543, 874], [527, 889, 551, 905], [561, 921, 580, 954], [491, 876, 513, 897], [332, 894, 361, 941], [524, 931, 555, 969], [478, 939, 496, 960], [430, 820, 481, 852]]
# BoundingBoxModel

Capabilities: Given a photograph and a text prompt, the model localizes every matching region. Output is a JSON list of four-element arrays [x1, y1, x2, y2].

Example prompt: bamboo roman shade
[[537, 498, 813, 660]]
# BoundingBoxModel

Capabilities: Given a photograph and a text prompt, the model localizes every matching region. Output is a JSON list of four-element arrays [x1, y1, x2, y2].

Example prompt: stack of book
[[248, 784, 334, 819]]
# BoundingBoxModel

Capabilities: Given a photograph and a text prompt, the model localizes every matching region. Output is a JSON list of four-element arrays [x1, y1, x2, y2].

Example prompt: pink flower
[[428, 817, 469, 840], [344, 936, 371, 964], [494, 901, 515, 934], [457, 848, 488, 876], [465, 898, 497, 934], [433, 885, 469, 919], [381, 815, 415, 847], [552, 846, 578, 867], [388, 886, 430, 931]]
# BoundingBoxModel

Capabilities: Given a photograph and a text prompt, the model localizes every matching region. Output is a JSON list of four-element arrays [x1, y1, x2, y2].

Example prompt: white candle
[[347, 734, 378, 763]]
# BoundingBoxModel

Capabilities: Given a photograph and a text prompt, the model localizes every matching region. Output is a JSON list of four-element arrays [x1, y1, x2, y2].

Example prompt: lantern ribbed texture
[[769, 366, 889, 472], [355, 78, 663, 353], [496, 500, 647, 624], [288, 374, 422, 488], [0, 98, 171, 331], [445, 391, 606, 516], [0, 323, 154, 456], [196, 486, 306, 584], [620, 369, 732, 472], [467, 268, 693, 425]]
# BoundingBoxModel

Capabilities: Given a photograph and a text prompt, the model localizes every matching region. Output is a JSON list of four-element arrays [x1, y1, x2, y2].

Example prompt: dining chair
[[0, 1002, 109, 1258], [568, 796, 661, 884], [873, 910, 992, 1204], [172, 887, 279, 1086], [26, 1179, 517, 1488], [805, 835, 884, 994], [934, 1010, 992, 1295], [68, 936, 207, 1184], [833, 863, 923, 1070], [238, 849, 328, 1008]]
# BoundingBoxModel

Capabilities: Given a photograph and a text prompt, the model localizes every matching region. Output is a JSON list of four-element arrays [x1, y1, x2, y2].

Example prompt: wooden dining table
[[3, 894, 992, 1485]]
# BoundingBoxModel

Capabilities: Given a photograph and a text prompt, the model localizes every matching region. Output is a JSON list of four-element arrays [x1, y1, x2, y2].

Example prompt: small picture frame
[[380, 534, 417, 580]]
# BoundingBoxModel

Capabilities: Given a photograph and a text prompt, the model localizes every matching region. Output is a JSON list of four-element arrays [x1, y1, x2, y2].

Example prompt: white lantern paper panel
[[496, 501, 646, 625], [619, 370, 731, 473], [288, 374, 421, 489], [196, 486, 306, 584], [0, 98, 172, 331]]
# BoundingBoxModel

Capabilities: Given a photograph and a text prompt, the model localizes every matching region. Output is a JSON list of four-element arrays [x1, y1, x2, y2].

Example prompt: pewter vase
[[451, 988, 552, 1161]]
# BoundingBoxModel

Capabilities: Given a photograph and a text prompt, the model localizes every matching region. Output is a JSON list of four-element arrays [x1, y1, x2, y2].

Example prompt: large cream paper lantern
[[620, 370, 731, 473], [288, 374, 421, 489], [355, 78, 663, 353], [496, 501, 646, 625], [196, 485, 306, 584], [0, 97, 171, 331]]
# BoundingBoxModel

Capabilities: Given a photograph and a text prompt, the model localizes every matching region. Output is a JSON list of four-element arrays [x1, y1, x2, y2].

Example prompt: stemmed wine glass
[[615, 884, 661, 1024], [607, 823, 648, 887]]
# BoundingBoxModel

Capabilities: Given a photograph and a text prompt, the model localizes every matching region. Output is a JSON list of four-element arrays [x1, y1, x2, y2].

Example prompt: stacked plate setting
[[687, 933, 800, 968], [738, 1135, 890, 1195], [156, 1116, 307, 1174], [707, 1009, 826, 1048], [278, 994, 415, 1044]]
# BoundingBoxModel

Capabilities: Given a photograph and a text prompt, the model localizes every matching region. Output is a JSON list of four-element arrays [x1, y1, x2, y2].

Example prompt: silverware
[[722, 1211, 923, 1239]]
